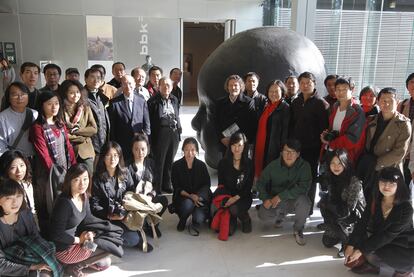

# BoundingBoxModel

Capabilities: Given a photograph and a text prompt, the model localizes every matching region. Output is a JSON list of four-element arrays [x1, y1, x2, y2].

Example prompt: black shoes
[[229, 216, 237, 236], [177, 218, 187, 232], [137, 240, 153, 253], [241, 215, 252, 233]]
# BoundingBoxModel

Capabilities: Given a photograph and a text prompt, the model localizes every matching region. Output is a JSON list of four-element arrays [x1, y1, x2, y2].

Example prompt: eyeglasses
[[379, 181, 397, 187], [10, 93, 28, 99]]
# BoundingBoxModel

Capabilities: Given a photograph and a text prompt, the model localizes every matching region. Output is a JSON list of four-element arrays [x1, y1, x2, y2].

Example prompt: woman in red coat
[[30, 90, 76, 235]]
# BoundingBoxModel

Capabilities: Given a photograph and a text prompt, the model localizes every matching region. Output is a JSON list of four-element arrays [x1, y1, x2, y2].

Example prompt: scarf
[[254, 101, 280, 177], [4, 235, 64, 277], [70, 105, 83, 126], [42, 120, 70, 167]]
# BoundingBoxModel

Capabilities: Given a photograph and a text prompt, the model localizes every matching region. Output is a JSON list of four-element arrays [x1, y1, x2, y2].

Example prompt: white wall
[[0, 0, 263, 83]]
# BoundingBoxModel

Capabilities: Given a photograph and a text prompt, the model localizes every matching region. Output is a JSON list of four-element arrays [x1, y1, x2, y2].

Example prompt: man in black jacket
[[214, 74, 256, 154], [148, 77, 181, 193], [85, 68, 110, 159]]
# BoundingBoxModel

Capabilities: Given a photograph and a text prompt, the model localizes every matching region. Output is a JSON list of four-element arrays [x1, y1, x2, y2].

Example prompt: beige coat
[[122, 191, 163, 231], [365, 112, 411, 171], [64, 105, 97, 159], [397, 98, 414, 160], [101, 83, 117, 100]]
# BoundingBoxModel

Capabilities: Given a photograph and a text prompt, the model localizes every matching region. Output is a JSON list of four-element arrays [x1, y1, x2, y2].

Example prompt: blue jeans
[[178, 198, 208, 225]]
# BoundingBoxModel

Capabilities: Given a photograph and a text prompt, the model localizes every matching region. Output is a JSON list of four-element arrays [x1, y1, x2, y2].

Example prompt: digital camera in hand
[[323, 130, 339, 142], [82, 240, 98, 252]]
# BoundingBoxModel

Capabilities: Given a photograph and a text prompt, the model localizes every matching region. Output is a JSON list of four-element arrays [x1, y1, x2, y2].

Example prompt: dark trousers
[[153, 127, 179, 192], [178, 198, 209, 225], [211, 196, 252, 220], [77, 156, 94, 176], [403, 159, 412, 187], [301, 147, 320, 214]]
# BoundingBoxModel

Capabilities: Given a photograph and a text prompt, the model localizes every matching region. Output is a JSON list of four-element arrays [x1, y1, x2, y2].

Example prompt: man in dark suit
[[108, 74, 150, 161], [214, 74, 256, 154], [148, 77, 181, 194]]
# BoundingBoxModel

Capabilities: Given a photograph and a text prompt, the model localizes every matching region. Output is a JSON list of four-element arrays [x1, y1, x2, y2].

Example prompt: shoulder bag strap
[[11, 109, 33, 149]]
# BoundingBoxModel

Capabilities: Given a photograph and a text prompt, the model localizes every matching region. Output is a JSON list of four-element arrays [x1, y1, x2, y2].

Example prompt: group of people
[[0, 59, 413, 277], [211, 71, 414, 276]]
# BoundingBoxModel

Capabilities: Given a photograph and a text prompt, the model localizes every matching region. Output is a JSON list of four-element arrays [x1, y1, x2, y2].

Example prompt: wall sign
[[3, 42, 16, 64]]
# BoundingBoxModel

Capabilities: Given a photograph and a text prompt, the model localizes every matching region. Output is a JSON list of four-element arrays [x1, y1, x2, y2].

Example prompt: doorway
[[182, 22, 225, 106]]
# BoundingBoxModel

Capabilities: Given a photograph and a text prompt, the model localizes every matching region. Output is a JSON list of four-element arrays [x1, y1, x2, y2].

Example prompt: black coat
[[215, 158, 253, 199], [87, 88, 110, 153], [261, 101, 290, 166], [128, 158, 156, 186], [349, 198, 414, 271], [214, 93, 256, 143], [171, 157, 212, 205], [90, 171, 135, 220], [289, 92, 329, 151], [108, 92, 150, 160], [147, 93, 181, 145]]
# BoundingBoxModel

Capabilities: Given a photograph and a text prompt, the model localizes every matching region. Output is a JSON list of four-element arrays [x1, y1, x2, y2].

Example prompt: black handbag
[[46, 164, 66, 214]]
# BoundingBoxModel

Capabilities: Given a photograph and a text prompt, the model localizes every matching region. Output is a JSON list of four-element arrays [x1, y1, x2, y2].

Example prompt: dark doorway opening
[[183, 22, 224, 106]]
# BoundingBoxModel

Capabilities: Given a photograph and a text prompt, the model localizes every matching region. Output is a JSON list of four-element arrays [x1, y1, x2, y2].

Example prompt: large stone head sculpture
[[192, 27, 326, 168]]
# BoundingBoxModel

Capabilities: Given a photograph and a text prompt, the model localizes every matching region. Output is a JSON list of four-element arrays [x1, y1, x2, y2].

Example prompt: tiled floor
[[89, 105, 360, 277]]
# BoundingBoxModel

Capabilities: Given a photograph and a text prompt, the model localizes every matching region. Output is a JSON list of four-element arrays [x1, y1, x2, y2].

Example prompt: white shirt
[[333, 107, 346, 132], [137, 86, 151, 101]]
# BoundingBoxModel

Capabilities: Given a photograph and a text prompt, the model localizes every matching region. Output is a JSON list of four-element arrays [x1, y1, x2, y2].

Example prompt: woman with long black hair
[[319, 149, 365, 257], [345, 167, 414, 276], [212, 132, 253, 236]]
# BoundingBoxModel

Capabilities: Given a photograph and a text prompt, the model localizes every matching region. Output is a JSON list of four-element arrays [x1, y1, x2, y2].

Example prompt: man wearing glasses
[[256, 139, 312, 246]]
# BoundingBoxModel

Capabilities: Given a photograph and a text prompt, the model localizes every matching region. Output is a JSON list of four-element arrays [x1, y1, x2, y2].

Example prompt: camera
[[109, 201, 127, 217], [220, 197, 230, 208], [82, 240, 97, 252], [323, 130, 339, 142]]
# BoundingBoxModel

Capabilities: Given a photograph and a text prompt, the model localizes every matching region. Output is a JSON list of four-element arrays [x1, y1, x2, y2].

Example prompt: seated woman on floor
[[0, 150, 37, 221], [171, 137, 212, 234], [212, 132, 253, 239], [345, 167, 414, 277], [49, 163, 123, 277], [0, 179, 61, 277], [319, 149, 365, 258], [91, 141, 152, 252], [128, 134, 168, 238]]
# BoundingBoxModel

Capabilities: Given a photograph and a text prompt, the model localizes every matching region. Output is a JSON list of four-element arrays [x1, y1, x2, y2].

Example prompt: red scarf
[[254, 101, 280, 177]]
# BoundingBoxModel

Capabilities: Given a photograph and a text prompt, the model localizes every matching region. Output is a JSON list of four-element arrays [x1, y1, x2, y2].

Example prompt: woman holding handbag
[[29, 90, 76, 236], [345, 167, 414, 277], [128, 134, 168, 237], [91, 141, 152, 252]]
